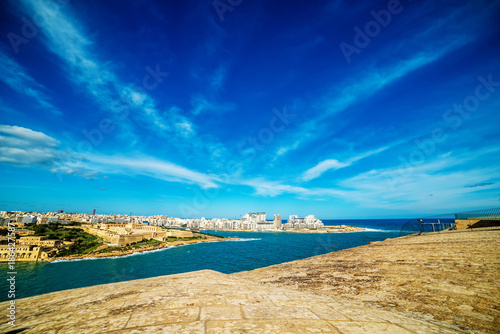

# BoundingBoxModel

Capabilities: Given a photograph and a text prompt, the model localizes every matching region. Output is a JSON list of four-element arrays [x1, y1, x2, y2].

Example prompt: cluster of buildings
[[0, 209, 327, 262], [0, 210, 324, 232], [0, 211, 171, 227], [134, 212, 322, 231], [0, 234, 65, 262], [82, 222, 193, 246], [284, 215, 325, 229]]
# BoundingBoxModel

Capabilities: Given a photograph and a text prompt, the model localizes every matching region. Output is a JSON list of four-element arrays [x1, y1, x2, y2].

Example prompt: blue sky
[[0, 0, 499, 219]]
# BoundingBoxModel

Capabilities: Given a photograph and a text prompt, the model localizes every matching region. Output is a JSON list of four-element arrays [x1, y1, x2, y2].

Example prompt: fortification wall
[[111, 234, 145, 246], [166, 230, 193, 238]]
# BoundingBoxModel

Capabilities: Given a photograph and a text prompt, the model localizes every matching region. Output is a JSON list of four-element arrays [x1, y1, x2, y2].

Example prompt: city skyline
[[1, 0, 500, 219]]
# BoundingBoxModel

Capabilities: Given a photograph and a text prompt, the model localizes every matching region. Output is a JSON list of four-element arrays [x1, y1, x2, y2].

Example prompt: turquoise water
[[1, 219, 416, 301]]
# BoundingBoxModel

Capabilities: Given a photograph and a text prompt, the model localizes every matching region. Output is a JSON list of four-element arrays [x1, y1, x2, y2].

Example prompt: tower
[[274, 214, 282, 229]]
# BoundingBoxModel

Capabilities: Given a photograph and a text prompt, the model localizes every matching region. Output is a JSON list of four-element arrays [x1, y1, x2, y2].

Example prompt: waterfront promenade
[[1, 229, 497, 333]]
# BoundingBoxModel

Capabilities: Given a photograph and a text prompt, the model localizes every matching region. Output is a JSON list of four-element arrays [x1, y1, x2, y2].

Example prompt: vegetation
[[97, 238, 164, 253], [26, 223, 102, 257], [30, 223, 85, 240], [20, 223, 224, 258], [194, 230, 225, 238]]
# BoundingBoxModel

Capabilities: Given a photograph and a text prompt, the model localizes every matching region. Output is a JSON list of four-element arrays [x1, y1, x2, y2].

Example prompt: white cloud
[[336, 148, 500, 210], [68, 154, 218, 189], [302, 159, 348, 182], [0, 124, 218, 188], [190, 94, 236, 116], [19, 0, 190, 140], [0, 125, 60, 147], [175, 121, 194, 137], [273, 5, 481, 159], [301, 145, 393, 181], [235, 177, 347, 198], [0, 125, 65, 167], [232, 146, 500, 214]]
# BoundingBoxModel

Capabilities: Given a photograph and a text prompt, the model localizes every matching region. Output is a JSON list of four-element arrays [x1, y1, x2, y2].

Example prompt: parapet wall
[[455, 219, 479, 229], [455, 219, 500, 229]]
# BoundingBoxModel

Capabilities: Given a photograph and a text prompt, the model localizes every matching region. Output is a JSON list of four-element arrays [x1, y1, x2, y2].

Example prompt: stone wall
[[455, 219, 480, 229], [166, 230, 193, 238], [111, 234, 145, 246]]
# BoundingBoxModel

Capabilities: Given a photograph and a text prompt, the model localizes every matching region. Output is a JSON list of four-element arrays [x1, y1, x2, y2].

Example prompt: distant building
[[274, 214, 282, 230], [242, 212, 266, 230], [92, 209, 96, 215], [22, 215, 37, 224], [0, 217, 12, 226], [285, 215, 323, 229], [242, 212, 266, 223], [19, 236, 61, 248]]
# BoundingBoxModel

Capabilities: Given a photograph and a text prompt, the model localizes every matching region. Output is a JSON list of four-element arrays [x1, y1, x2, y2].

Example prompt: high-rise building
[[22, 215, 37, 224], [92, 209, 96, 215], [273, 214, 282, 229]]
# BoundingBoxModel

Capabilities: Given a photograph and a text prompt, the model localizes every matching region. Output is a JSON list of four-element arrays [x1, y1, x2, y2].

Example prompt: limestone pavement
[[0, 270, 463, 333]]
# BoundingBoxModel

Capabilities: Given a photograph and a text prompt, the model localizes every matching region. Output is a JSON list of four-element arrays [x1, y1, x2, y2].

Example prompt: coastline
[[45, 236, 233, 262], [43, 225, 364, 262], [203, 225, 365, 233]]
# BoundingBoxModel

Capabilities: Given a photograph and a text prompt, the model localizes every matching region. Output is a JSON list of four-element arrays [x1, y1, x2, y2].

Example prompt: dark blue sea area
[[0, 218, 452, 301]]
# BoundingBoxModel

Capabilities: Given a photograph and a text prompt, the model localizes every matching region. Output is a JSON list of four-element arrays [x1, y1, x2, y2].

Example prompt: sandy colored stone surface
[[0, 270, 462, 333], [232, 230, 500, 333]]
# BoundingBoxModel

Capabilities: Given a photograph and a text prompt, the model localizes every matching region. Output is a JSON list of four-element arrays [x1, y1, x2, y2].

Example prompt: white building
[[285, 214, 323, 229], [22, 215, 37, 224]]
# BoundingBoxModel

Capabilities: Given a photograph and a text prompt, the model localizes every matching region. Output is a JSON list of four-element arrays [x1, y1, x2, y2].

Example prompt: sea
[[0, 218, 453, 302]]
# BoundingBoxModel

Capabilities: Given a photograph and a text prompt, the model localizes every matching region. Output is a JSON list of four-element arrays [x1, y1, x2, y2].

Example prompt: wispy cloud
[[0, 125, 219, 188], [19, 0, 192, 140], [337, 148, 500, 210], [232, 146, 500, 213], [464, 182, 495, 188], [274, 3, 485, 159], [79, 154, 218, 189], [190, 94, 236, 116], [0, 125, 59, 147], [0, 125, 65, 167], [0, 52, 62, 115], [301, 145, 392, 181], [301, 160, 348, 182], [234, 177, 347, 198]]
